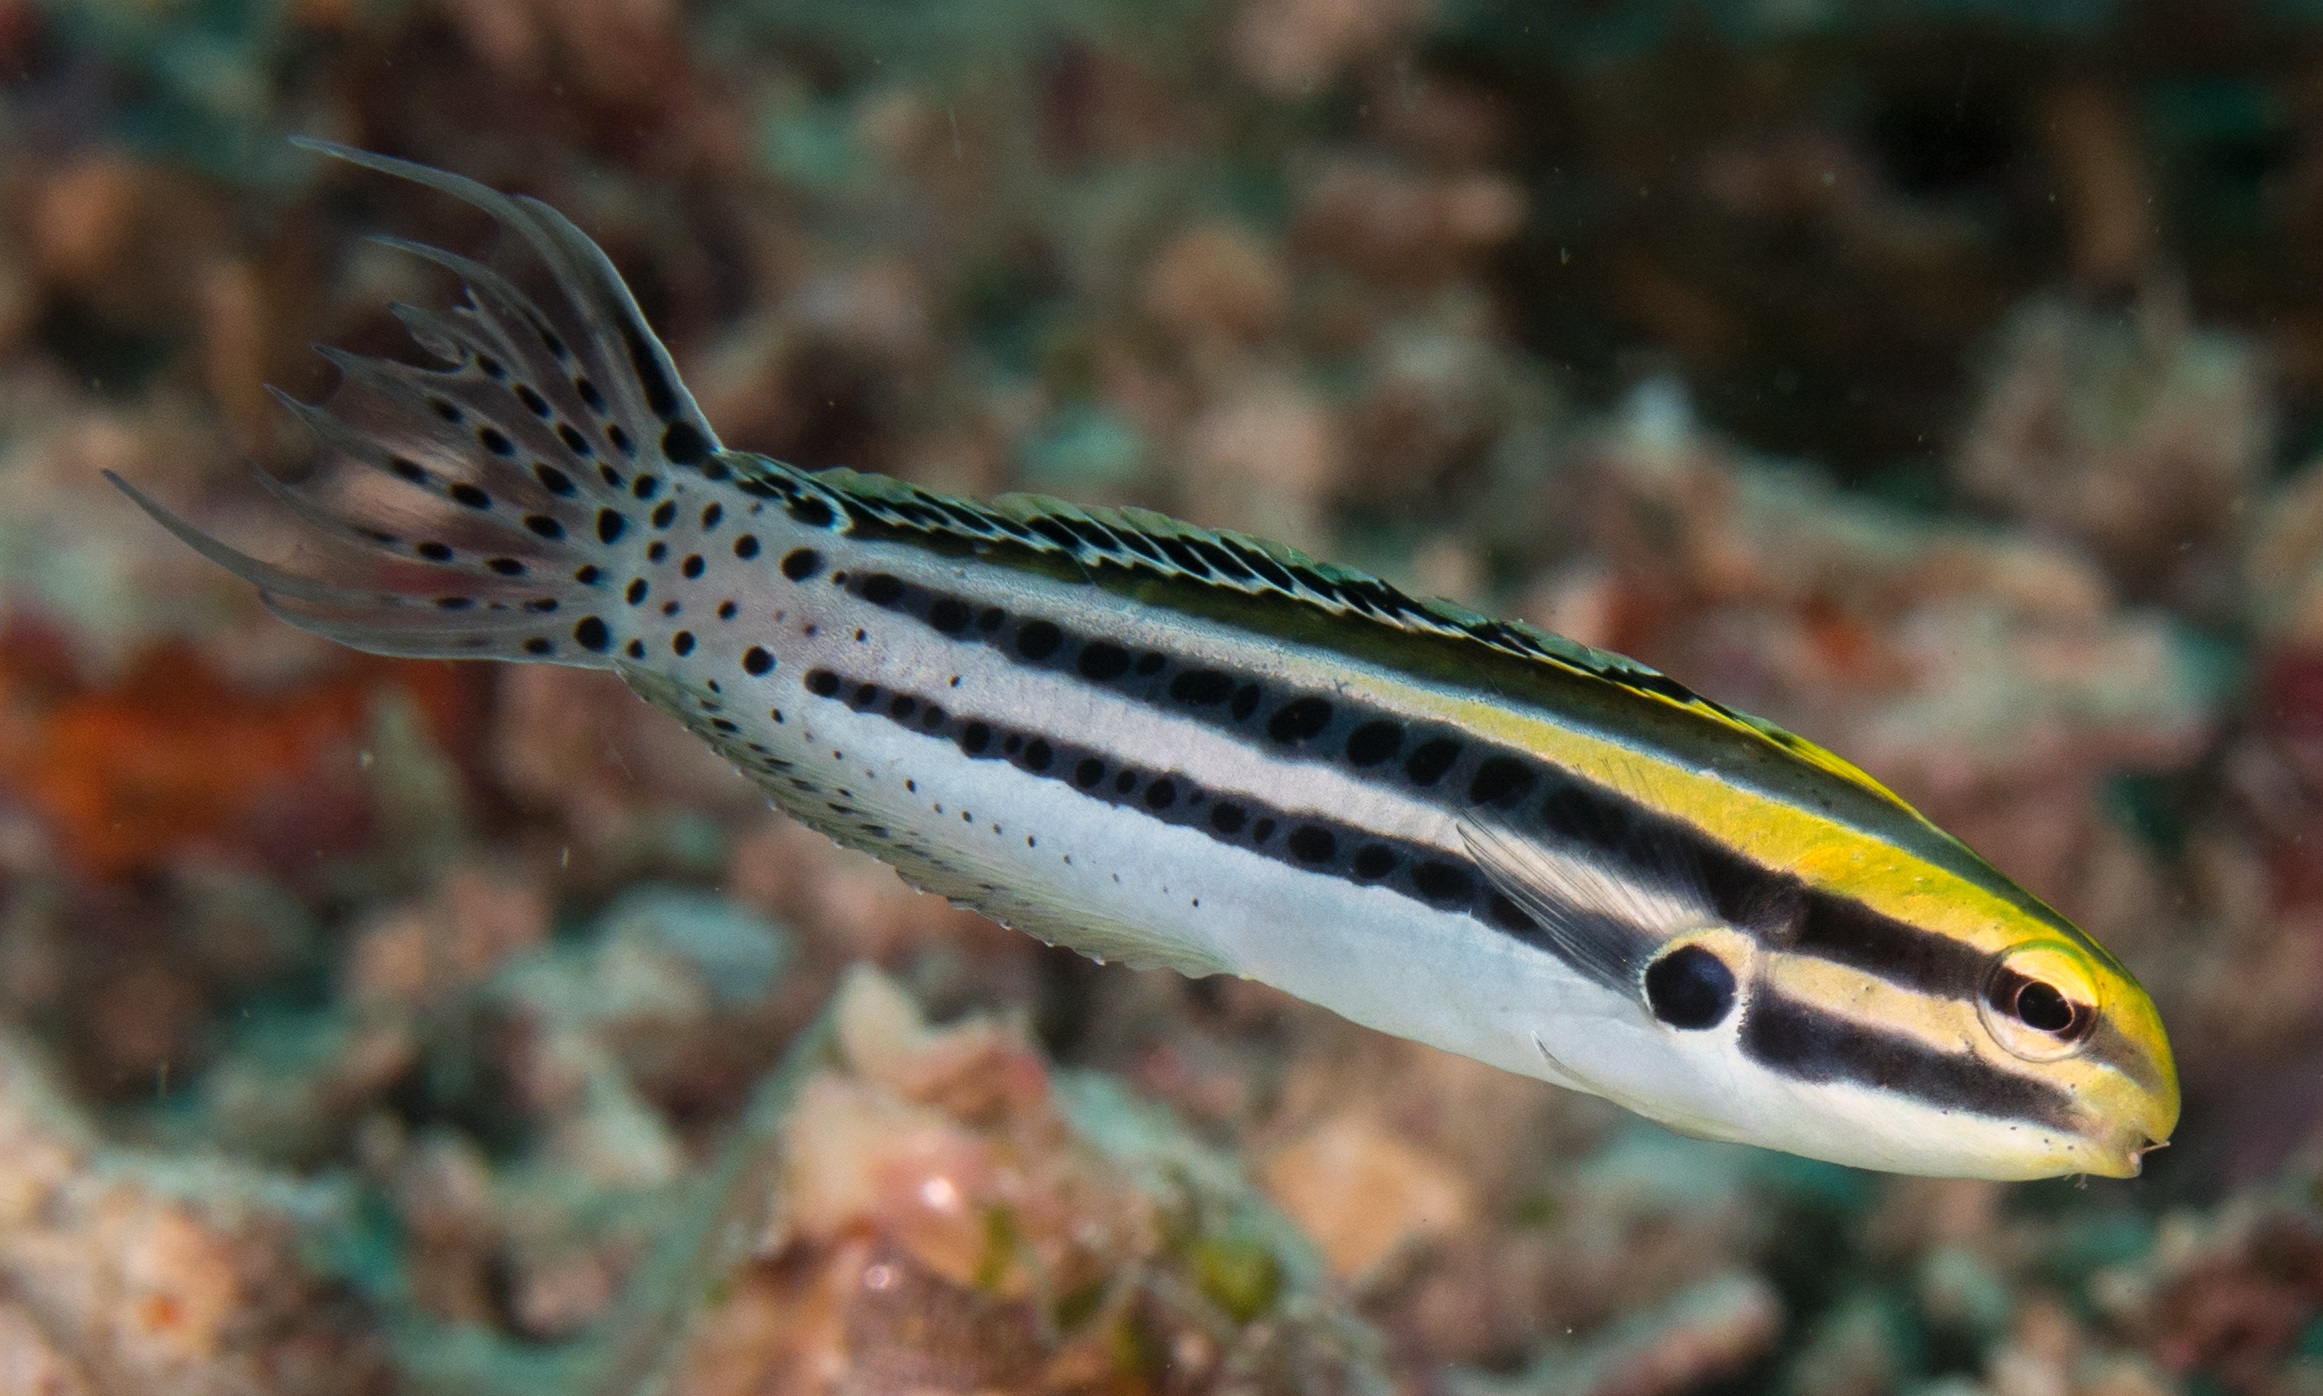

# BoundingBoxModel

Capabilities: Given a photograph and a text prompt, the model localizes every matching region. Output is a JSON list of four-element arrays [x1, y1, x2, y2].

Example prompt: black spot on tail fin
[[294, 139, 721, 462], [107, 470, 614, 664], [102, 141, 747, 668]]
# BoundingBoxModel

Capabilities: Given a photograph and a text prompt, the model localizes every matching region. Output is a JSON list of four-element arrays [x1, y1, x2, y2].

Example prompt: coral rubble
[[7, 1, 2323, 1392]]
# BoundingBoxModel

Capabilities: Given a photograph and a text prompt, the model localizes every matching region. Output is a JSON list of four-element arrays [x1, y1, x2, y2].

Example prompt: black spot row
[[824, 486, 1337, 604], [811, 573, 1985, 987], [828, 478, 1550, 653], [432, 318, 662, 502], [841, 572, 1632, 823], [794, 662, 1548, 934], [810, 474, 1772, 742], [694, 491, 1974, 994], [617, 469, 1992, 1002]]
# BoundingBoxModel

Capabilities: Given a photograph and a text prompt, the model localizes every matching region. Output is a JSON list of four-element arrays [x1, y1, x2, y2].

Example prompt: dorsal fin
[[790, 465, 1920, 815]]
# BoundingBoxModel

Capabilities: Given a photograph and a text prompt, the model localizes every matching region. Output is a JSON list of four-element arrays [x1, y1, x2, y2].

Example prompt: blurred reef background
[[9, 0, 2323, 1392]]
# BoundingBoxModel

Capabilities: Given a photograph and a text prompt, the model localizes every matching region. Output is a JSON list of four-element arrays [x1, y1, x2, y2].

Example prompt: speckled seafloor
[[3, 1, 2323, 1392]]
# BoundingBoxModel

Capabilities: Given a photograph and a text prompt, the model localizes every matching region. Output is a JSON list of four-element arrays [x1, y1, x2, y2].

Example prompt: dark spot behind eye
[[1644, 944, 1736, 1030]]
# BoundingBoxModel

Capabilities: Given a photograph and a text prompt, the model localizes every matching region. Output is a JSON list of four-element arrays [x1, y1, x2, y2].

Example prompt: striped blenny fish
[[115, 143, 2177, 1180]]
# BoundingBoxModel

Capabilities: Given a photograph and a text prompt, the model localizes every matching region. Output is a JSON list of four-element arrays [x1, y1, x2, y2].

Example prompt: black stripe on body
[[794, 663, 1565, 954], [736, 463, 2152, 1101], [787, 662, 2091, 1131], [818, 564, 2007, 1004], [792, 460, 2087, 952], [1741, 990, 2078, 1130], [1787, 896, 1992, 1001]]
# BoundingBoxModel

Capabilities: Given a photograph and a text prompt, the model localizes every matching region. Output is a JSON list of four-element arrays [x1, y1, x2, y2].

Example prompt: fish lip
[[2088, 1132, 2169, 1180]]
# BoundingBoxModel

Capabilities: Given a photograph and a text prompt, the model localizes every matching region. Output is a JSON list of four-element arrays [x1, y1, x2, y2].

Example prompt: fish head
[[1465, 792, 2181, 1180], [1568, 914, 2181, 1182], [1949, 930, 2177, 1180]]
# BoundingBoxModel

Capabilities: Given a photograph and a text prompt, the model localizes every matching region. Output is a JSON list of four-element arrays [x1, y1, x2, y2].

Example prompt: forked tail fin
[[109, 139, 725, 666]]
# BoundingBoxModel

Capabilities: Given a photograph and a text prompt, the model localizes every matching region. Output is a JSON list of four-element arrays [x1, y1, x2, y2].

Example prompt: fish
[[111, 141, 2178, 1180]]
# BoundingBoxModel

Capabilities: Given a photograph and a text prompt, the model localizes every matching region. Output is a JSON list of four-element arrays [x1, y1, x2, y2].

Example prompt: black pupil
[[1644, 944, 1737, 1030], [2013, 979, 2075, 1033]]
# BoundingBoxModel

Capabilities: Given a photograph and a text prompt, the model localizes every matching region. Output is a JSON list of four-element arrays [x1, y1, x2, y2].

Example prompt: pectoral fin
[[1458, 806, 1714, 995]]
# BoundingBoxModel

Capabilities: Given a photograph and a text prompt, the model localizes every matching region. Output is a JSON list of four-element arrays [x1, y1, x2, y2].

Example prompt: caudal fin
[[110, 139, 725, 666]]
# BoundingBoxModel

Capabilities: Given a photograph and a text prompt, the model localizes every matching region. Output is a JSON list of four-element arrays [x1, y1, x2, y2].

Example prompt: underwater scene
[[11, 0, 2323, 1392]]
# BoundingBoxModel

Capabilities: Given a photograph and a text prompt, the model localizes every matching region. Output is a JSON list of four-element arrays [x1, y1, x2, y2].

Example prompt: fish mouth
[[2085, 1132, 2169, 1180]]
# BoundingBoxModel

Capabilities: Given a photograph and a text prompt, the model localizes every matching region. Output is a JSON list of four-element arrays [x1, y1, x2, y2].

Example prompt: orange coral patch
[[0, 625, 477, 877]]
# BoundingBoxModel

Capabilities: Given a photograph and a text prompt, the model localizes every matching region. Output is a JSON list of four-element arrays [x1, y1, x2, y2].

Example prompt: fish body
[[115, 143, 2178, 1180]]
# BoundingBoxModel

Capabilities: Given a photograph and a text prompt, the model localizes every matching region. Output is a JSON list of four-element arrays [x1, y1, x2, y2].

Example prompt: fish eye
[[1979, 942, 2099, 1062], [1644, 942, 1736, 1030], [2010, 979, 2074, 1033]]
